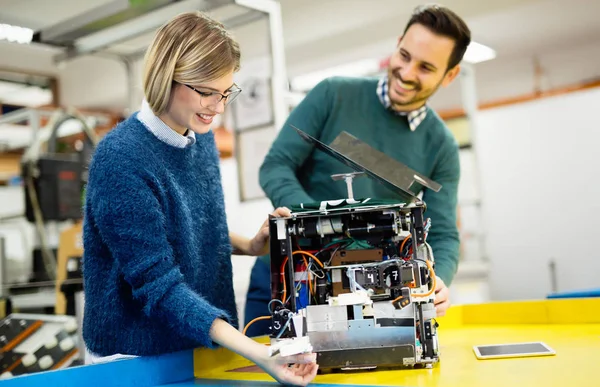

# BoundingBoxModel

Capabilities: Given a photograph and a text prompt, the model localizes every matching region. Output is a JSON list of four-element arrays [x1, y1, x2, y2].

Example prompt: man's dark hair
[[404, 4, 471, 70]]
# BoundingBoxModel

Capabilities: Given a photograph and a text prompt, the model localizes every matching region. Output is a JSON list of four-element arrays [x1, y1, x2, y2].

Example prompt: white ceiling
[[277, 0, 600, 76], [2, 0, 594, 60], [0, 0, 112, 30], [463, 0, 600, 58], [0, 0, 599, 111], [1, 0, 598, 67]]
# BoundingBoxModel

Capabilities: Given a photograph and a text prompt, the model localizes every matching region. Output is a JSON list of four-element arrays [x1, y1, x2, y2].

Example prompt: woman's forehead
[[194, 72, 235, 92]]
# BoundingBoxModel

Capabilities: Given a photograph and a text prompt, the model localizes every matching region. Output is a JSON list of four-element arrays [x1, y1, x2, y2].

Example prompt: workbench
[[3, 297, 599, 387]]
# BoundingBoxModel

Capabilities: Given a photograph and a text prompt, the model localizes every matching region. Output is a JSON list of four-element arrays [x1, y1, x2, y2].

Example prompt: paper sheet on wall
[[236, 126, 276, 201]]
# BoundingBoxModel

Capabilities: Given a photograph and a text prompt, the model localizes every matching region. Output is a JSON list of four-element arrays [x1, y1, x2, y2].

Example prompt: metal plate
[[308, 325, 415, 352], [306, 305, 349, 332], [292, 126, 441, 203], [315, 345, 418, 371]]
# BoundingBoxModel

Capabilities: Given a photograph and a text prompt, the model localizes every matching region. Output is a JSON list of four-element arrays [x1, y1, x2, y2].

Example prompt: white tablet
[[473, 342, 556, 360]]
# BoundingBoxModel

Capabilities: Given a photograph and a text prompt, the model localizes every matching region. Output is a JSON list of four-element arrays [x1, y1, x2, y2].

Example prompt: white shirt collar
[[137, 100, 196, 148], [376, 76, 428, 131]]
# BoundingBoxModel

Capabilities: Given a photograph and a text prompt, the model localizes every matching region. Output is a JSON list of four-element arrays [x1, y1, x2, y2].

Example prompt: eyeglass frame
[[179, 82, 242, 107]]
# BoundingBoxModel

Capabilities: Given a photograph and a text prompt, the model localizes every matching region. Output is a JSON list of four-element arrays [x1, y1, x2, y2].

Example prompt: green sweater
[[259, 76, 460, 286]]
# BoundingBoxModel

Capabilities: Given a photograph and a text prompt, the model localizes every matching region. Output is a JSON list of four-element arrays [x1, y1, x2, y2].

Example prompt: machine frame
[[265, 128, 443, 372]]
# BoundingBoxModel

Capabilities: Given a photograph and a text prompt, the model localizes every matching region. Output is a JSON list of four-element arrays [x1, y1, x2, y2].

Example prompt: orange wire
[[281, 245, 434, 306], [392, 259, 436, 303], [280, 250, 323, 302], [293, 250, 324, 268], [280, 256, 288, 302], [242, 315, 271, 336], [301, 256, 313, 296], [412, 259, 436, 298], [400, 235, 411, 256]]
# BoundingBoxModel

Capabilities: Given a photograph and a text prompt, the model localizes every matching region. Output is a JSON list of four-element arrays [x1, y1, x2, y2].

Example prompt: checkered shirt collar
[[376, 76, 428, 131]]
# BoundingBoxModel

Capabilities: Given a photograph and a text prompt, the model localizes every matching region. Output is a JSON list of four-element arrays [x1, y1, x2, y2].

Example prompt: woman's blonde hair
[[142, 11, 241, 115]]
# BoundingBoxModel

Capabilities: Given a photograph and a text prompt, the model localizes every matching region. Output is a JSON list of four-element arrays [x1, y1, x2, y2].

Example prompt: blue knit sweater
[[82, 114, 237, 357]]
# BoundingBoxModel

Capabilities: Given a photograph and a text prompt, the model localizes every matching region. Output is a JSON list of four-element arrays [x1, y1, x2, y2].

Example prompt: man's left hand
[[434, 276, 450, 316], [247, 207, 291, 256]]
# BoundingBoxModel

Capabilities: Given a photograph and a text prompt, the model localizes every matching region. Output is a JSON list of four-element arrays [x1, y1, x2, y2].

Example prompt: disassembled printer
[[266, 128, 443, 372]]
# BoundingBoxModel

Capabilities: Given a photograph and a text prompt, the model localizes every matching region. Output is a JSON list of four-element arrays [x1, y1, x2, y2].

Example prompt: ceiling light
[[0, 23, 34, 44], [291, 40, 496, 92], [463, 41, 496, 64], [2, 86, 53, 107], [0, 80, 26, 95]]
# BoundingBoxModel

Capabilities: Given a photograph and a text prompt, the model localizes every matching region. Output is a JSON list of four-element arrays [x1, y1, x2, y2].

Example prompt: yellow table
[[193, 298, 600, 386]]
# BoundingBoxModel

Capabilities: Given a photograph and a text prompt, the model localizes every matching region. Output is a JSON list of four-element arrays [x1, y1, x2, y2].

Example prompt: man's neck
[[391, 101, 427, 113]]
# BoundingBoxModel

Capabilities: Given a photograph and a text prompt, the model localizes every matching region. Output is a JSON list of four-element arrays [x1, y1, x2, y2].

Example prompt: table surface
[[4, 298, 598, 387], [189, 298, 600, 387]]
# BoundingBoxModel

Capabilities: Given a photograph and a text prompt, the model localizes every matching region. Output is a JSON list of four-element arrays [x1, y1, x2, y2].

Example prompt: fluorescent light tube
[[463, 41, 496, 64], [0, 23, 34, 44], [291, 40, 496, 92]]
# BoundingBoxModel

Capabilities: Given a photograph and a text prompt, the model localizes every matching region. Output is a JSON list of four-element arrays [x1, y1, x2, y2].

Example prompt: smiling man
[[243, 4, 471, 337]]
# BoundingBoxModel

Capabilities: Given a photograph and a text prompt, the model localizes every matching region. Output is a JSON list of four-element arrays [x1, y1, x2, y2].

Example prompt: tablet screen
[[476, 342, 552, 357]]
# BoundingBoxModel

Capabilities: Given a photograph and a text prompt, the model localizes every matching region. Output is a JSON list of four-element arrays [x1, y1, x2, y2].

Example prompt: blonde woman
[[81, 11, 318, 386]]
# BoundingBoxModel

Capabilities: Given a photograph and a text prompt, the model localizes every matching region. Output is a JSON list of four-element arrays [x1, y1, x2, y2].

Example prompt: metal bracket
[[331, 172, 364, 200]]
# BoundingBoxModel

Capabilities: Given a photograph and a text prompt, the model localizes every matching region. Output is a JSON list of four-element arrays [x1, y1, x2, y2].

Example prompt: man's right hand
[[434, 276, 451, 316]]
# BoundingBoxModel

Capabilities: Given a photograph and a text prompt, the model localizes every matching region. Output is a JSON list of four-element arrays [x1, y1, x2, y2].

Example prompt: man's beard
[[390, 92, 430, 108], [388, 70, 443, 109]]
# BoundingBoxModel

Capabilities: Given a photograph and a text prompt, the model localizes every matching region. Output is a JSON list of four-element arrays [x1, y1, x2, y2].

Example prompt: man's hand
[[247, 207, 291, 257], [434, 276, 450, 316]]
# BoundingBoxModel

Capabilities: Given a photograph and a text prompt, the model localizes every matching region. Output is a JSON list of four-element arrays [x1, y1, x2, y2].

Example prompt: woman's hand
[[254, 350, 319, 386], [246, 207, 291, 256], [209, 319, 318, 386]]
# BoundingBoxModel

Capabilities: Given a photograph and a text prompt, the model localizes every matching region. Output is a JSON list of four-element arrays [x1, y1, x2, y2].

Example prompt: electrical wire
[[412, 259, 436, 298], [399, 235, 411, 256], [280, 250, 325, 302], [294, 250, 324, 268], [242, 315, 271, 336], [392, 259, 436, 304], [325, 243, 345, 266], [268, 299, 284, 314], [275, 313, 294, 339], [242, 309, 296, 338]]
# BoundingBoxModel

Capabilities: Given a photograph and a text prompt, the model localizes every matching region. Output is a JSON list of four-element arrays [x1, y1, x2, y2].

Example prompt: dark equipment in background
[[20, 111, 98, 285], [23, 113, 97, 223]]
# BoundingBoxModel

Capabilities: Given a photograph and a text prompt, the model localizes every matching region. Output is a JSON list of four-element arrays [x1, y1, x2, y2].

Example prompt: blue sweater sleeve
[[259, 78, 333, 208], [89, 155, 230, 348], [422, 139, 461, 286]]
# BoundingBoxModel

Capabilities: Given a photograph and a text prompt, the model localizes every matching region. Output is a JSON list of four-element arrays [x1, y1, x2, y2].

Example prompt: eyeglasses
[[182, 83, 242, 107]]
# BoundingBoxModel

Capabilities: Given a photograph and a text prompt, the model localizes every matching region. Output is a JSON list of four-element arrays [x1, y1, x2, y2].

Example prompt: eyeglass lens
[[200, 89, 241, 107]]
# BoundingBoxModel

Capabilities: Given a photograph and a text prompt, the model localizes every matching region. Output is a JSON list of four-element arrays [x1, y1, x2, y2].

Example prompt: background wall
[[220, 158, 271, 323], [0, 187, 36, 284], [430, 40, 600, 111], [223, 84, 600, 320], [474, 87, 599, 300], [1, 0, 599, 319]]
